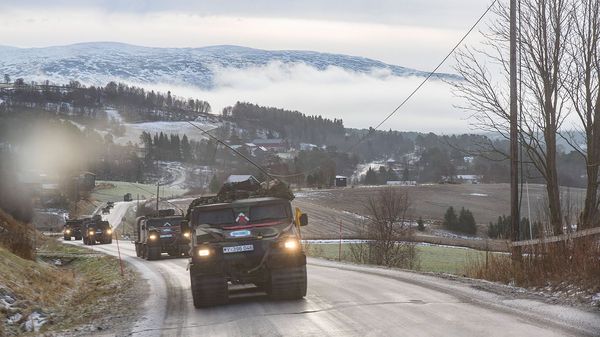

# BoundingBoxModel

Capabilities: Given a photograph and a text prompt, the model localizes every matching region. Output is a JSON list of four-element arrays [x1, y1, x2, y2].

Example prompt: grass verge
[[304, 242, 500, 275], [0, 239, 143, 336]]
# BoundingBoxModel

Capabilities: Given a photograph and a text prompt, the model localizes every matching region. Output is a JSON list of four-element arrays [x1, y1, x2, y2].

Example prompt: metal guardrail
[[511, 227, 600, 247]]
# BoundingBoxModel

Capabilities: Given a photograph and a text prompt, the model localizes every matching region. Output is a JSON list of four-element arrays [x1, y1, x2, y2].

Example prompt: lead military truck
[[186, 178, 308, 307]]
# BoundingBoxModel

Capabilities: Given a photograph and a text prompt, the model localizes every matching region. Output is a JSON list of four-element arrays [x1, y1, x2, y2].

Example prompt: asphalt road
[[64, 235, 600, 337]]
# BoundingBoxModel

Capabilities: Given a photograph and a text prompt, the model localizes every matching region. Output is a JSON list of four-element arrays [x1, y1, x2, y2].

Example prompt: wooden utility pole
[[156, 182, 160, 214], [510, 0, 521, 263]]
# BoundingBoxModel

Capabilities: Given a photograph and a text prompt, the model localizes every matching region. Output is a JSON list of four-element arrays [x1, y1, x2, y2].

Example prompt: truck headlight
[[65, 229, 71, 234], [89, 230, 95, 236], [197, 248, 210, 257], [183, 232, 190, 238], [283, 238, 299, 250], [106, 229, 112, 235], [149, 234, 157, 240]]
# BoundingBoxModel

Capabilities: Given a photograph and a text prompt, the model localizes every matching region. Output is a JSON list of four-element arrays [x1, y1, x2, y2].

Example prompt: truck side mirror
[[299, 213, 308, 226]]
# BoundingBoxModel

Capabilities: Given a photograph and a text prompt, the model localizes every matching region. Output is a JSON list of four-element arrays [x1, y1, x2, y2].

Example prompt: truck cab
[[63, 219, 83, 241], [134, 209, 191, 260]]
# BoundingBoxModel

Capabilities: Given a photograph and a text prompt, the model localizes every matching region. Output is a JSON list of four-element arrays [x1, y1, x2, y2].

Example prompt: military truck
[[134, 209, 191, 260], [82, 215, 113, 245], [63, 219, 83, 241], [187, 178, 308, 307]]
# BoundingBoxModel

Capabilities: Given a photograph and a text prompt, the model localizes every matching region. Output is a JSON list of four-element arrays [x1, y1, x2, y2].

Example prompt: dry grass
[[465, 236, 600, 292], [0, 208, 35, 260], [1, 239, 139, 335]]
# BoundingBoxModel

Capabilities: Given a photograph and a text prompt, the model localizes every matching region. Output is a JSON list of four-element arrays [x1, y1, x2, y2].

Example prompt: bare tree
[[349, 188, 417, 268], [563, 0, 600, 229], [452, 0, 571, 234]]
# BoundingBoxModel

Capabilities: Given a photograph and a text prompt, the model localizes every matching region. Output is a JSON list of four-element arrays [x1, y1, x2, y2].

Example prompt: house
[[335, 175, 348, 187], [252, 139, 287, 151], [300, 143, 318, 151], [79, 172, 96, 191], [456, 175, 482, 184]]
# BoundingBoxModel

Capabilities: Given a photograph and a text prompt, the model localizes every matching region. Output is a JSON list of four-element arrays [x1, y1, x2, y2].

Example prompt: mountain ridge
[[0, 42, 459, 89]]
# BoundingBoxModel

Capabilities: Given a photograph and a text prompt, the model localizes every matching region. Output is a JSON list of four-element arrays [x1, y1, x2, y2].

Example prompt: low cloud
[[140, 62, 470, 133]]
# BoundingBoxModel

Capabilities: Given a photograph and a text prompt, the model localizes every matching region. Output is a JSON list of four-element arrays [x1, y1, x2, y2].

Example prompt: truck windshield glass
[[249, 204, 289, 222], [147, 217, 183, 228], [197, 209, 235, 226]]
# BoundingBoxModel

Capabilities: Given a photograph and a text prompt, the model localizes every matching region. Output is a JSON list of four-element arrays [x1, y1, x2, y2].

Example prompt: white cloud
[[135, 62, 470, 133]]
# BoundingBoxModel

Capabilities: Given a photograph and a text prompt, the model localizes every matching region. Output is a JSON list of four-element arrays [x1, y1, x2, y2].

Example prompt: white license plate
[[223, 244, 254, 254]]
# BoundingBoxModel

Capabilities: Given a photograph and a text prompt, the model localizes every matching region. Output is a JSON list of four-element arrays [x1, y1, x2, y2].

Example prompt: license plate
[[160, 234, 173, 238], [223, 244, 254, 254]]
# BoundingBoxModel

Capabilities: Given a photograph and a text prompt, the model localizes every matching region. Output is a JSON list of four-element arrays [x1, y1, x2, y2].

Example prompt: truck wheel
[[107, 238, 113, 244], [190, 274, 228, 308], [64, 236, 71, 241], [83, 237, 88, 245], [75, 236, 82, 240], [268, 265, 307, 300], [135, 243, 142, 257], [147, 246, 161, 260]]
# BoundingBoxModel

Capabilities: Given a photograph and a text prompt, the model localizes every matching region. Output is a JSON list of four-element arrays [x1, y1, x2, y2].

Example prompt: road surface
[[65, 240, 600, 336]]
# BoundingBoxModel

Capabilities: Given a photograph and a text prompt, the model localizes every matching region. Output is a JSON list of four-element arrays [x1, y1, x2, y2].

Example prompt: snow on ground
[[105, 107, 123, 122], [430, 228, 483, 241], [351, 160, 386, 183], [119, 120, 219, 145], [468, 193, 489, 197]]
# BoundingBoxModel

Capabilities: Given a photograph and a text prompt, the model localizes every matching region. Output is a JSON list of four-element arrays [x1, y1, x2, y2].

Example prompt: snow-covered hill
[[0, 42, 457, 88]]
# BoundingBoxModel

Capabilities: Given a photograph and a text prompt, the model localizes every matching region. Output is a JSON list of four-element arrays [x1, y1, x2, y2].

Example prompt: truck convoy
[[82, 215, 113, 245], [186, 178, 308, 307], [63, 219, 83, 241], [134, 209, 191, 260]]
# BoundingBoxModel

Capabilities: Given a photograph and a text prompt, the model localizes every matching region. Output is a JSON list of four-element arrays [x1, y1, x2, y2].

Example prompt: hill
[[0, 42, 458, 89]]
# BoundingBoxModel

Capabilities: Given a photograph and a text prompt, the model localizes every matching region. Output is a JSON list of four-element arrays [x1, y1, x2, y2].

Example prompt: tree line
[[0, 79, 211, 122]]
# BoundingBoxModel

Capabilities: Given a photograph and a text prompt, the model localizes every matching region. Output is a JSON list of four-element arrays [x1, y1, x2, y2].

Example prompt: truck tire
[[268, 265, 307, 300], [146, 246, 161, 260], [190, 274, 228, 308], [75, 236, 82, 240], [64, 236, 71, 241]]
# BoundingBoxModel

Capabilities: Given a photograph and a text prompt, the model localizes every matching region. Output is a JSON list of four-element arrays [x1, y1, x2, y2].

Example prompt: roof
[[226, 175, 258, 183], [252, 138, 285, 145]]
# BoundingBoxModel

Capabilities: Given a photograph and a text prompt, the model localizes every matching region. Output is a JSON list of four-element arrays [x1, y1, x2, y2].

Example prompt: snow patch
[[469, 193, 488, 197]]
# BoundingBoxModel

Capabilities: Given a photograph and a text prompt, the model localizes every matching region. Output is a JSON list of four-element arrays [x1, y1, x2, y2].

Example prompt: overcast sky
[[0, 0, 496, 132]]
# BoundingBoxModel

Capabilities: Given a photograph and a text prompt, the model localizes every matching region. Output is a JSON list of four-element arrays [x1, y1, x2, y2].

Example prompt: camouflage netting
[[185, 179, 294, 221]]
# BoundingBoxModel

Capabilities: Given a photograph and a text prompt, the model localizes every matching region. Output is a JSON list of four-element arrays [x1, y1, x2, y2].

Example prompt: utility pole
[[156, 182, 160, 215], [510, 0, 521, 263]]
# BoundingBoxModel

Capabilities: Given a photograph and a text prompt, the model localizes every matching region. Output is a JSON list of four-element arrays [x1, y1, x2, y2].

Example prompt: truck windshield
[[197, 209, 235, 226], [249, 204, 289, 222]]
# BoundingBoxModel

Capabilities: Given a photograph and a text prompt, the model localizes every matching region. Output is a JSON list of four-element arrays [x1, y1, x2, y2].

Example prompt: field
[[296, 183, 586, 228], [92, 180, 187, 203], [305, 242, 499, 274]]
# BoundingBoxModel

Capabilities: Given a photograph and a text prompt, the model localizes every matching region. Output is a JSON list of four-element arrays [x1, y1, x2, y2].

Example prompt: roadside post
[[339, 220, 342, 261]]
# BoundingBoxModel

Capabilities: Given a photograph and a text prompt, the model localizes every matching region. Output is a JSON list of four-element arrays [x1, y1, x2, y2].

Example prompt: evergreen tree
[[364, 167, 377, 185], [181, 135, 191, 162], [457, 207, 477, 234], [402, 167, 410, 181], [209, 174, 220, 193], [417, 217, 425, 231], [443, 206, 458, 231]]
